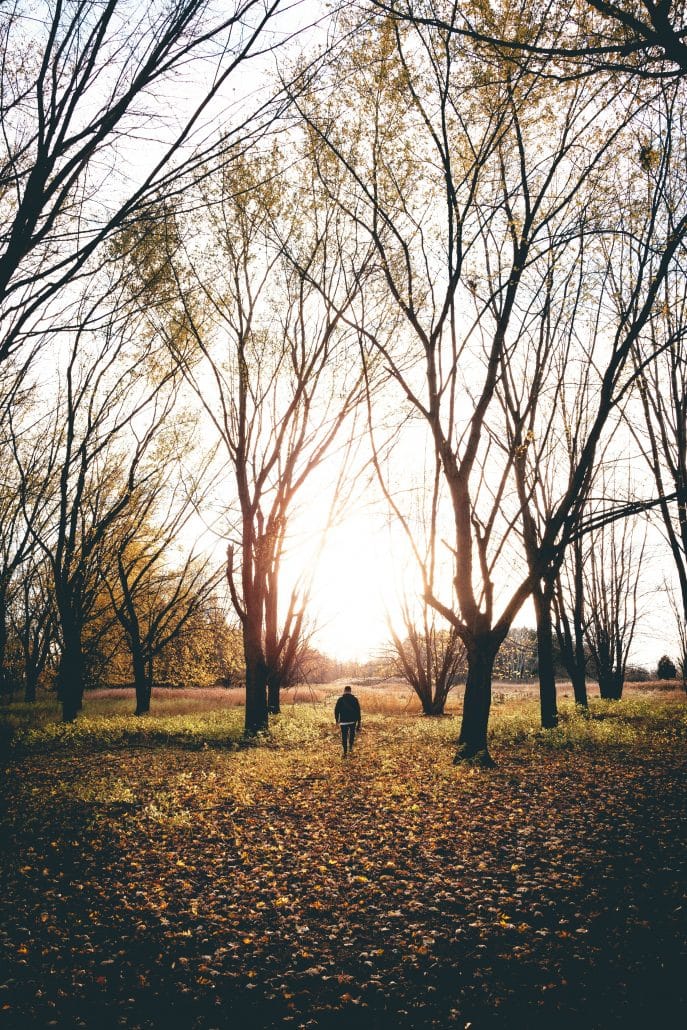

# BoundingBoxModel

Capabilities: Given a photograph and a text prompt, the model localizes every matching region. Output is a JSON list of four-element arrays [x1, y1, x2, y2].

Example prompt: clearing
[[1, 688, 686, 1028]]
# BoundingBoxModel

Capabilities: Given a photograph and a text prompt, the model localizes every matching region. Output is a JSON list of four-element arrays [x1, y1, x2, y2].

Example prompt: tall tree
[[629, 256, 687, 685], [583, 503, 647, 699], [0, 0, 288, 367], [101, 460, 221, 715], [144, 150, 371, 733], [296, 10, 687, 763], [15, 283, 178, 721]]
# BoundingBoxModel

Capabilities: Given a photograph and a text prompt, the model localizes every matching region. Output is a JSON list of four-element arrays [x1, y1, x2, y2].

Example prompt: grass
[[1, 682, 685, 1029], [2, 681, 685, 757]]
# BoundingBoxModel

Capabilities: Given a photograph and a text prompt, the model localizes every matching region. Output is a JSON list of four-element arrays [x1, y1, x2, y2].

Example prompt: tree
[[553, 534, 590, 707], [156, 599, 244, 689], [144, 149, 371, 733], [389, 611, 464, 714], [628, 254, 687, 694], [15, 281, 178, 721], [583, 505, 647, 700], [102, 473, 221, 714], [0, 0, 288, 367], [295, 10, 687, 763], [0, 407, 39, 695], [8, 553, 55, 702], [373, 0, 687, 80], [657, 654, 677, 680]]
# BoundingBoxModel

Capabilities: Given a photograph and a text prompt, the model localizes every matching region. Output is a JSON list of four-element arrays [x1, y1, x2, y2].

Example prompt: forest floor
[[1, 689, 686, 1028]]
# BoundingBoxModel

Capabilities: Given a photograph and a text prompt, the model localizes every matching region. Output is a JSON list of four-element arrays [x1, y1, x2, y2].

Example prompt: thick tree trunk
[[267, 672, 281, 715], [571, 667, 588, 707], [24, 670, 37, 703], [454, 636, 497, 766], [244, 625, 268, 734], [597, 675, 626, 700], [534, 584, 558, 728], [132, 643, 151, 715], [598, 672, 623, 700], [59, 633, 84, 722]]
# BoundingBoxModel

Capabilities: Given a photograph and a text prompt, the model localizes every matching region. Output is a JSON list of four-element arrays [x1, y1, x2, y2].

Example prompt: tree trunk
[[454, 636, 497, 766], [24, 670, 37, 703], [429, 703, 447, 716], [598, 673, 622, 700], [244, 625, 268, 734], [59, 631, 84, 722], [571, 666, 588, 707], [422, 694, 447, 716], [534, 583, 558, 728], [132, 642, 150, 715], [267, 671, 281, 715]]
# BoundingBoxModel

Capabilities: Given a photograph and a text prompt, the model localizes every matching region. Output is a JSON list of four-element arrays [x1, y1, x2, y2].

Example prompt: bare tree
[[13, 281, 179, 721], [8, 552, 56, 703], [629, 252, 687, 688], [553, 534, 589, 707], [100, 462, 222, 715], [666, 585, 687, 690], [0, 0, 292, 368], [583, 505, 648, 699], [143, 149, 371, 733], [371, 0, 687, 80], [294, 11, 687, 764], [389, 606, 464, 715]]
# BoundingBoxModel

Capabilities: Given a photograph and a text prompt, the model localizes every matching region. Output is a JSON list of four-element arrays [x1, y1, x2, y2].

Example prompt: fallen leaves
[[0, 706, 686, 1027]]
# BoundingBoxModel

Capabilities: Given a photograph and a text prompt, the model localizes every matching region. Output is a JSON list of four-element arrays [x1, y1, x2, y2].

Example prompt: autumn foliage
[[1, 689, 685, 1027]]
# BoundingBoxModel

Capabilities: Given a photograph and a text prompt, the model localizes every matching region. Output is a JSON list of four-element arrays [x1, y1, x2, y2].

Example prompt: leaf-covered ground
[[1, 701, 686, 1028]]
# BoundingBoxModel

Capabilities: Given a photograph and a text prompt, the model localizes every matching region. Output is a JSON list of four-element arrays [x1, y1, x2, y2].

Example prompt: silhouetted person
[[335, 684, 361, 757]]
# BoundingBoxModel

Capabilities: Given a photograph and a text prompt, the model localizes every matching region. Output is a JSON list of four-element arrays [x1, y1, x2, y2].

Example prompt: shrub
[[657, 655, 677, 680]]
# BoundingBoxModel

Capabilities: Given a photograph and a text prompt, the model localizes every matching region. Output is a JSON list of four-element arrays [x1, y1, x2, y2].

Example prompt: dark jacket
[[335, 692, 361, 727]]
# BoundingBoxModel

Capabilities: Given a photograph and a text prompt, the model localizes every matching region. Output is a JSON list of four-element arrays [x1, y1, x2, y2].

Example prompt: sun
[[283, 504, 416, 663]]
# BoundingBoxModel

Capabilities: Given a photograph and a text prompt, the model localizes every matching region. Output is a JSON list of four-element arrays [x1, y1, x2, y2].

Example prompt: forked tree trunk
[[422, 698, 447, 716], [454, 635, 499, 766]]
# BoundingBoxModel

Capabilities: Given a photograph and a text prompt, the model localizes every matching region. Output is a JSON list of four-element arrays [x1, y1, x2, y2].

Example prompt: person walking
[[334, 684, 361, 758]]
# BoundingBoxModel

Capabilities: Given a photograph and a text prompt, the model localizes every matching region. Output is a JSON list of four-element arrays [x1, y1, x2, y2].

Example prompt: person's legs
[[341, 724, 355, 756]]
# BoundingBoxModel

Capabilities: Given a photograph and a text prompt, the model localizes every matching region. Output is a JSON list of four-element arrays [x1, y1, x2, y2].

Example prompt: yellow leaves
[[3, 695, 685, 1027]]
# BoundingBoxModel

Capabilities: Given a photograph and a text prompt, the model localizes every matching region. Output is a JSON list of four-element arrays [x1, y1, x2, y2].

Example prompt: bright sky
[[298, 512, 406, 662]]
